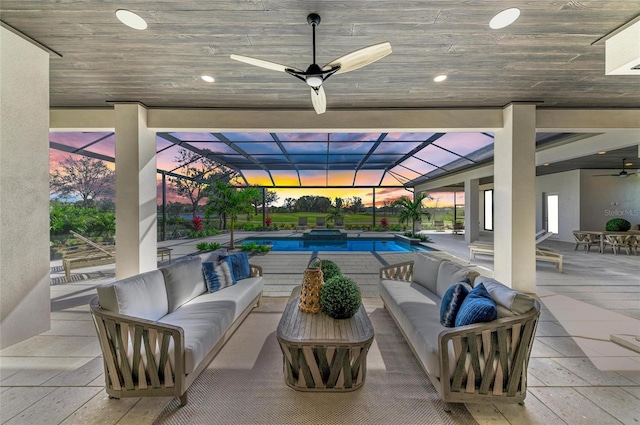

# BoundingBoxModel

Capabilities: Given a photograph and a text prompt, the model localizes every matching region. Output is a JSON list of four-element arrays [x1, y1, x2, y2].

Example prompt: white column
[[114, 103, 157, 279], [493, 104, 537, 293], [464, 178, 480, 243], [0, 28, 51, 348]]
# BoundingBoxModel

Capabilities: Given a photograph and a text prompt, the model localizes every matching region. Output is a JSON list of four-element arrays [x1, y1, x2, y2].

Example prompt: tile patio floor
[[1, 230, 639, 424]]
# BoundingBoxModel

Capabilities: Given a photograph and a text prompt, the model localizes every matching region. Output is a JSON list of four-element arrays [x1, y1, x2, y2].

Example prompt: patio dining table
[[575, 230, 640, 255]]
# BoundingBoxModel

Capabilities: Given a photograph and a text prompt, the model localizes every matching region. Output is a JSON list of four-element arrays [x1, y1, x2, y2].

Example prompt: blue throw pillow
[[454, 283, 498, 327], [440, 279, 471, 327], [221, 251, 251, 284], [202, 261, 233, 293]]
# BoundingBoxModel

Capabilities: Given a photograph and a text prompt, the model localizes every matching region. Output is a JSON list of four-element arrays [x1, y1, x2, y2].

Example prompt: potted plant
[[320, 276, 362, 319], [605, 218, 631, 232]]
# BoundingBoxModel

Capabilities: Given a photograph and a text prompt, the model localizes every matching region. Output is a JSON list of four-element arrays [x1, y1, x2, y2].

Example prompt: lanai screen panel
[[47, 131, 523, 188]]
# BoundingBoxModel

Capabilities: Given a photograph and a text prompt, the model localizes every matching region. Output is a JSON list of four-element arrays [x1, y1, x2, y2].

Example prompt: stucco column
[[464, 178, 480, 243], [0, 28, 51, 348], [493, 103, 537, 293], [114, 103, 157, 279]]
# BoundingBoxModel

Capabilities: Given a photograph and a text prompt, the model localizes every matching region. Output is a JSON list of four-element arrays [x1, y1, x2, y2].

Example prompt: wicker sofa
[[379, 252, 540, 411], [90, 253, 263, 406]]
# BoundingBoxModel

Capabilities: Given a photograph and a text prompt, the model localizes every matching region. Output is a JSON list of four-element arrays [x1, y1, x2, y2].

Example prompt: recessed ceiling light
[[543, 163, 550, 166], [116, 9, 147, 30], [434, 74, 447, 82], [625, 162, 633, 166], [201, 75, 215, 83], [598, 151, 607, 155], [489, 8, 520, 29]]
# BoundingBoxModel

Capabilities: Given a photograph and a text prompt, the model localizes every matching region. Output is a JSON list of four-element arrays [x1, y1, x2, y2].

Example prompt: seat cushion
[[436, 261, 480, 298], [158, 276, 264, 374], [161, 256, 206, 312], [474, 276, 535, 317], [96, 269, 168, 321], [412, 252, 445, 293], [379, 279, 447, 378]]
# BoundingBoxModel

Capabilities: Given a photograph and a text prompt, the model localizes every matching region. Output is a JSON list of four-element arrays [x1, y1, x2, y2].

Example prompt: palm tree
[[206, 180, 259, 249], [393, 194, 432, 233]]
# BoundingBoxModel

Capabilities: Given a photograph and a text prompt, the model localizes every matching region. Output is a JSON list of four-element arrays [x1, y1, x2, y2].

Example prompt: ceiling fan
[[593, 158, 638, 178], [230, 13, 392, 115]]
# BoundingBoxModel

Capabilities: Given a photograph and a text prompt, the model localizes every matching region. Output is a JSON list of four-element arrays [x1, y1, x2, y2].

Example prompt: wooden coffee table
[[276, 285, 374, 392]]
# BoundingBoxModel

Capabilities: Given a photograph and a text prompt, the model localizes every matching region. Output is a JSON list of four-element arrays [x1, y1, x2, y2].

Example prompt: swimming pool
[[241, 237, 433, 252]]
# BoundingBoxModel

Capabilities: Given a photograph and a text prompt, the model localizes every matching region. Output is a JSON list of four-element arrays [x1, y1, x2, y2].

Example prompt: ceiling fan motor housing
[[307, 13, 321, 26]]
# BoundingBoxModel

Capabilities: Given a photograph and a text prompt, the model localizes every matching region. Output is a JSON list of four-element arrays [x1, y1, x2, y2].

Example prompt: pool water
[[241, 237, 433, 252]]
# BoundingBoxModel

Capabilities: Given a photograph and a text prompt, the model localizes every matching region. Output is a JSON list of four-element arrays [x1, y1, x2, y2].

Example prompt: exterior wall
[[580, 169, 640, 231], [535, 170, 581, 243], [0, 28, 51, 348]]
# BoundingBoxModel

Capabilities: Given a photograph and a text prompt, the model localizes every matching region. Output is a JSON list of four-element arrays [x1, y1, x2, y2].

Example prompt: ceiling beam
[[50, 108, 640, 133]]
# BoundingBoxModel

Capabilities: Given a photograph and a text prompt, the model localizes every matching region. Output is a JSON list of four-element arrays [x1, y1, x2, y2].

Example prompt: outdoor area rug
[[153, 302, 479, 425]]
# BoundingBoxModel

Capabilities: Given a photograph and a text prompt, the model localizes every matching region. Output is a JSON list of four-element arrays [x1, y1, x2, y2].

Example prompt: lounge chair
[[296, 216, 308, 230], [62, 231, 172, 280], [452, 220, 464, 234], [434, 220, 445, 231], [469, 231, 562, 272], [334, 216, 345, 229], [315, 216, 327, 229]]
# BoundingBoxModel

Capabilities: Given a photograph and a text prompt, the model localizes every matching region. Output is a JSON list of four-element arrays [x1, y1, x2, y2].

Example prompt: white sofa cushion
[[412, 253, 445, 293], [379, 279, 446, 378], [474, 276, 535, 317], [96, 269, 168, 321], [159, 276, 264, 374], [161, 256, 206, 312], [436, 261, 480, 299]]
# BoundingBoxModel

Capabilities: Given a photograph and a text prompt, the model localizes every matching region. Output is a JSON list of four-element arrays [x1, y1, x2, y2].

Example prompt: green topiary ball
[[320, 276, 362, 319], [321, 260, 342, 281], [605, 218, 631, 232]]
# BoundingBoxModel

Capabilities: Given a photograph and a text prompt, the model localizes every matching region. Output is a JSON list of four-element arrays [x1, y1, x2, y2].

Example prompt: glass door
[[544, 193, 559, 234], [484, 190, 493, 231]]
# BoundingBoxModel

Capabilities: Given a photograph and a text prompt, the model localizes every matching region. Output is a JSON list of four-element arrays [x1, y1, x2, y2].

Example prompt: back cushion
[[161, 256, 206, 312], [412, 253, 445, 293], [436, 261, 480, 298], [474, 276, 535, 317], [96, 269, 168, 321]]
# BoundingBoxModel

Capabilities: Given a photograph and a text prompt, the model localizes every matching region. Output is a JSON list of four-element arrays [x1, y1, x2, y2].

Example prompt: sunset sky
[[49, 131, 483, 208]]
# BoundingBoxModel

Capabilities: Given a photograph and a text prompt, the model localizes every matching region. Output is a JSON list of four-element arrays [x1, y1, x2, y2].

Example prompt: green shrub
[[320, 260, 342, 281], [320, 276, 361, 319], [196, 242, 222, 251], [605, 218, 631, 232], [240, 241, 271, 253]]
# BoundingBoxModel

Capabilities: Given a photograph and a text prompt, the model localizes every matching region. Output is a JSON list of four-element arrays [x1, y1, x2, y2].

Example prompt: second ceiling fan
[[230, 13, 392, 115]]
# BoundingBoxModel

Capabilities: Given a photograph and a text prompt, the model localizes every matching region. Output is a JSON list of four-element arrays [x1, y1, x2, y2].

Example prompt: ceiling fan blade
[[311, 86, 326, 115], [230, 54, 299, 73], [323, 42, 392, 75]]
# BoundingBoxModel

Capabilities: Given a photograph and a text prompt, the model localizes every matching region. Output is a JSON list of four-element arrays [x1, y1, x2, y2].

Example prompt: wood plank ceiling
[[1, 0, 639, 110]]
